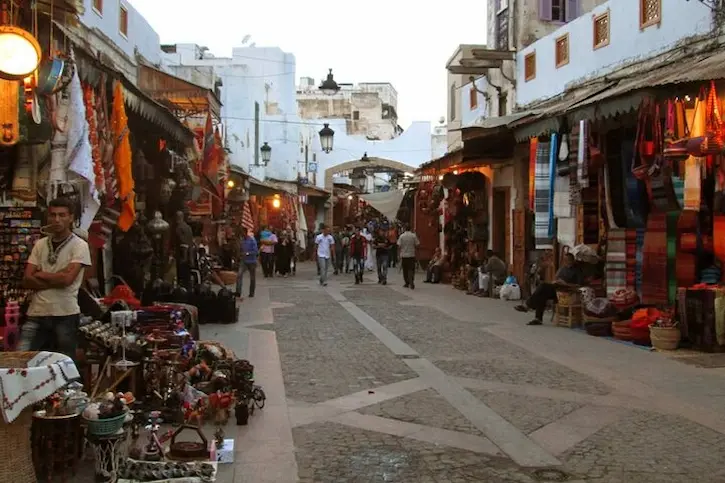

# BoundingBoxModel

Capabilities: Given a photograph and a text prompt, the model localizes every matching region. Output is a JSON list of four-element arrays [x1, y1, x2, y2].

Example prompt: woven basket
[[556, 291, 581, 306], [612, 320, 633, 341], [0, 352, 41, 483], [84, 411, 127, 436], [649, 325, 681, 350]]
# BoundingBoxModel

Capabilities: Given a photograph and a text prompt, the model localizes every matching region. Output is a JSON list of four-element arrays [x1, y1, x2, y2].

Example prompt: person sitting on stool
[[514, 253, 584, 326]]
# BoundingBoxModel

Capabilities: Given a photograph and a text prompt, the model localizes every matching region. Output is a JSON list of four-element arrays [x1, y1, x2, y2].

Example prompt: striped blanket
[[606, 229, 627, 297], [577, 120, 589, 188], [641, 213, 669, 305], [535, 140, 553, 248]]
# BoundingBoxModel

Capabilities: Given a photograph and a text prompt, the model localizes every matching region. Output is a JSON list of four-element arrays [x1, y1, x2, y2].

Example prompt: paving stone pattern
[[563, 410, 725, 482], [359, 303, 612, 395], [293, 422, 539, 483], [358, 389, 485, 437], [271, 288, 416, 403], [342, 286, 413, 306], [468, 389, 585, 434]]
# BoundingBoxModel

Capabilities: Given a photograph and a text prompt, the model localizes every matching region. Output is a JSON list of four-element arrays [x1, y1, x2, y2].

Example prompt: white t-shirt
[[315, 234, 335, 259], [27, 234, 92, 317]]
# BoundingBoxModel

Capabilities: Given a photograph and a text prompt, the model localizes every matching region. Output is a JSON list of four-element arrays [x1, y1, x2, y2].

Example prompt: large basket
[[83, 411, 127, 436], [0, 352, 42, 483], [650, 325, 681, 351]]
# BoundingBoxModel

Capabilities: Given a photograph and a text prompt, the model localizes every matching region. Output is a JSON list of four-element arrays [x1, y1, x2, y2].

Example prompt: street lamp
[[0, 26, 42, 80], [319, 123, 334, 153], [360, 152, 370, 162], [260, 142, 272, 165], [318, 69, 340, 95]]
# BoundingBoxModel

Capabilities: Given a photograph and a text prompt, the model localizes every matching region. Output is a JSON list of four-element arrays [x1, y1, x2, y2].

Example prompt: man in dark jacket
[[349, 226, 368, 284], [236, 227, 259, 300]]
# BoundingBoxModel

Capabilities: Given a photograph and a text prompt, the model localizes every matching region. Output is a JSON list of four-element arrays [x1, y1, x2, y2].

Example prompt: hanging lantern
[[260, 142, 272, 165], [318, 69, 340, 96], [319, 123, 334, 153], [0, 26, 42, 81]]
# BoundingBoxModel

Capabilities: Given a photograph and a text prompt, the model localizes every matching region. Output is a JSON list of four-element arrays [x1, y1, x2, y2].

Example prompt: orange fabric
[[631, 307, 664, 330], [111, 81, 135, 232]]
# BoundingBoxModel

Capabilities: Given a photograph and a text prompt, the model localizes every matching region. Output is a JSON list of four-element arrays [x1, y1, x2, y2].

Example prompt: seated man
[[514, 253, 584, 326], [479, 250, 507, 295], [424, 248, 443, 283]]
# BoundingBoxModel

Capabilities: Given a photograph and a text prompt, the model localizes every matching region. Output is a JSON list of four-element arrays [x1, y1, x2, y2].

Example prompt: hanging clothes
[[111, 81, 135, 232]]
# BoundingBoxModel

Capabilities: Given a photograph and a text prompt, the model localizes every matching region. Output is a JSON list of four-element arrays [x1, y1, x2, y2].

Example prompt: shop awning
[[248, 176, 290, 196], [360, 190, 407, 222], [513, 40, 725, 141], [137, 64, 222, 121], [458, 111, 536, 132], [56, 22, 195, 147], [299, 184, 330, 198], [417, 148, 463, 173]]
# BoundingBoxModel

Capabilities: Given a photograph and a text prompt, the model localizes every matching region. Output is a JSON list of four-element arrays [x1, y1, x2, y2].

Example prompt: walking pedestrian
[[397, 224, 420, 289], [259, 226, 277, 278], [341, 227, 351, 273], [236, 227, 258, 299], [373, 228, 391, 285], [276, 233, 293, 277], [19, 197, 91, 358], [362, 227, 375, 271], [315, 225, 335, 286], [387, 224, 398, 268], [349, 226, 368, 284]]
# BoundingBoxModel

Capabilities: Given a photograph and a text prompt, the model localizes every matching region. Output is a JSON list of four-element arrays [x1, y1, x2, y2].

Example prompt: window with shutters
[[119, 5, 129, 37], [496, 10, 509, 50], [92, 0, 103, 15], [555, 33, 569, 68], [539, 0, 579, 23], [640, 0, 661, 30], [524, 52, 536, 82], [593, 10, 610, 50]]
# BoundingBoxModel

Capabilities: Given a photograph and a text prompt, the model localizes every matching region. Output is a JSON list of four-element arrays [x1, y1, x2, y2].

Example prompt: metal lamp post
[[318, 69, 340, 95], [260, 142, 272, 166], [319, 123, 334, 153]]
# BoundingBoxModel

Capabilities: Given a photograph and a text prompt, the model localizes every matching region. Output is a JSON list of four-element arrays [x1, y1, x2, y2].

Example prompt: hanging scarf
[[111, 81, 136, 232], [548, 133, 558, 239], [577, 120, 589, 188]]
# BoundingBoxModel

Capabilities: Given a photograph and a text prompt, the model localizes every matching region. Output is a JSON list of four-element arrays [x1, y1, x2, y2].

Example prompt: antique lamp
[[260, 142, 271, 166], [319, 123, 334, 153], [0, 26, 42, 80], [318, 69, 340, 96]]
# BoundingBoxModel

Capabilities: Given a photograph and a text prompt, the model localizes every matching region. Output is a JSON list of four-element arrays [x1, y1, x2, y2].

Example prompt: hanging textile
[[641, 213, 669, 305], [534, 140, 552, 248], [603, 165, 618, 229], [241, 201, 255, 234], [568, 123, 582, 205], [605, 229, 627, 297], [635, 228, 645, 297], [83, 84, 105, 195], [577, 120, 589, 188], [622, 136, 645, 228], [66, 48, 100, 231], [625, 229, 637, 289], [715, 215, 725, 271], [553, 176, 572, 218], [547, 133, 558, 239], [529, 138, 537, 212], [684, 157, 704, 210], [111, 81, 136, 232], [667, 211, 679, 304]]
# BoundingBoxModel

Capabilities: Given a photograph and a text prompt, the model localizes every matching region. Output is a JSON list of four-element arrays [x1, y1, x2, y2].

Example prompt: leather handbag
[[632, 100, 660, 180]]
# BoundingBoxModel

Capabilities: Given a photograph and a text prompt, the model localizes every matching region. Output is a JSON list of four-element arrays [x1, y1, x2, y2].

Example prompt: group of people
[[313, 223, 420, 288]]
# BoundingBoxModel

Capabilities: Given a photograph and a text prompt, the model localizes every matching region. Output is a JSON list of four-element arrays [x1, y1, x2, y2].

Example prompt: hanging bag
[[663, 99, 691, 160], [632, 99, 658, 180], [686, 82, 723, 156]]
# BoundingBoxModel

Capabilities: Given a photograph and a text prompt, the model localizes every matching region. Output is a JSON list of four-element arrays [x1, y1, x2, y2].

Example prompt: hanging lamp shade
[[0, 26, 42, 80]]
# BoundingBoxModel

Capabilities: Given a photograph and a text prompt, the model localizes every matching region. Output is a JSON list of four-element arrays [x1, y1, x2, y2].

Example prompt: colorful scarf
[[534, 140, 552, 248]]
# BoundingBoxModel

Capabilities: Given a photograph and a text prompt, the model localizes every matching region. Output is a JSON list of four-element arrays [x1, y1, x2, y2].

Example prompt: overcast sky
[[132, 0, 488, 129]]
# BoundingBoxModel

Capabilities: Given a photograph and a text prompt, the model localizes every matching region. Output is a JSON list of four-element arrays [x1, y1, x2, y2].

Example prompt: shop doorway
[[492, 187, 511, 264]]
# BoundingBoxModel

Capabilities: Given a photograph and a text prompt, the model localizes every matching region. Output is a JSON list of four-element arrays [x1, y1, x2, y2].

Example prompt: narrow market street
[[205, 262, 725, 483]]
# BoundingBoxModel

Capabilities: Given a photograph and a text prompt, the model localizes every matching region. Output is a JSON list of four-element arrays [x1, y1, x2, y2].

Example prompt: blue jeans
[[19, 314, 80, 358], [318, 257, 331, 284], [236, 262, 257, 297], [376, 253, 389, 282]]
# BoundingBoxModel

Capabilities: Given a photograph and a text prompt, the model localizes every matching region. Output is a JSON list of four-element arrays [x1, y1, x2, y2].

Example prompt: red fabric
[[641, 213, 669, 305]]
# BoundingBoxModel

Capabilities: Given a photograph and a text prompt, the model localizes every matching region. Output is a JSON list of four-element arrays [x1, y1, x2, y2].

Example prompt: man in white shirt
[[20, 197, 92, 358], [314, 225, 335, 286], [397, 225, 420, 289]]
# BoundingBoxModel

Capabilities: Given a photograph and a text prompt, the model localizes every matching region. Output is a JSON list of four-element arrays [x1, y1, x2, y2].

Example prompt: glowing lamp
[[227, 179, 235, 188], [0, 26, 42, 81], [272, 198, 281, 209], [347, 195, 353, 200], [438, 175, 444, 181]]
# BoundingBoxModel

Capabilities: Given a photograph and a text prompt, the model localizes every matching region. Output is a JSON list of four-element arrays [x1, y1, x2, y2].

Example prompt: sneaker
[[527, 319, 543, 326]]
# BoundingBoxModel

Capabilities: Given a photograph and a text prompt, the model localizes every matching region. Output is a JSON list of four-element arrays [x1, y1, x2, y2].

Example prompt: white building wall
[[517, 0, 714, 106], [79, 0, 161, 67]]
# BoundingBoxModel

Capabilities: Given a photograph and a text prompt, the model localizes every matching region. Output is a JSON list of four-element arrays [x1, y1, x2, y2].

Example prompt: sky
[[132, 0, 488, 129]]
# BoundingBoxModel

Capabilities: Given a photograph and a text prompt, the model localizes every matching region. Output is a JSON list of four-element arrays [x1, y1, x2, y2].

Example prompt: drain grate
[[532, 468, 571, 482]]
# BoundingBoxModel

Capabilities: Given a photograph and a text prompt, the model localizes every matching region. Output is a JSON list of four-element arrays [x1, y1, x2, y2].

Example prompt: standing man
[[259, 226, 277, 278], [373, 228, 391, 285], [349, 226, 368, 284], [397, 225, 420, 289], [236, 227, 259, 300], [315, 225, 335, 286], [19, 197, 91, 357], [174, 210, 194, 289], [387, 224, 398, 268], [341, 227, 351, 273]]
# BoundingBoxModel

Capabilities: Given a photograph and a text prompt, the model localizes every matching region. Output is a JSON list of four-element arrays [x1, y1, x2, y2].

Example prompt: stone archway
[[324, 157, 417, 226]]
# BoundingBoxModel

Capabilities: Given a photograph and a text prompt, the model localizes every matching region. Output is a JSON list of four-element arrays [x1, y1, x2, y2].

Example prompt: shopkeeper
[[19, 197, 91, 357], [514, 253, 584, 326]]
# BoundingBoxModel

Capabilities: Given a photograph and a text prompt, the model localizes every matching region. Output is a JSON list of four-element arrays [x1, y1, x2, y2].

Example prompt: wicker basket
[[84, 411, 127, 436], [612, 320, 633, 341], [650, 325, 681, 350], [556, 290, 581, 306], [0, 352, 42, 483], [218, 271, 238, 285]]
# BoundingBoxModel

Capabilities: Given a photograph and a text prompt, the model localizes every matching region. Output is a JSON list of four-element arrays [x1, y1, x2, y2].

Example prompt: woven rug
[[535, 140, 552, 248], [635, 228, 645, 297], [641, 213, 669, 305], [606, 229, 628, 297], [684, 156, 704, 211], [667, 211, 679, 305], [569, 124, 582, 205], [625, 229, 637, 289], [548, 133, 559, 239], [622, 138, 645, 228], [577, 120, 589, 188]]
